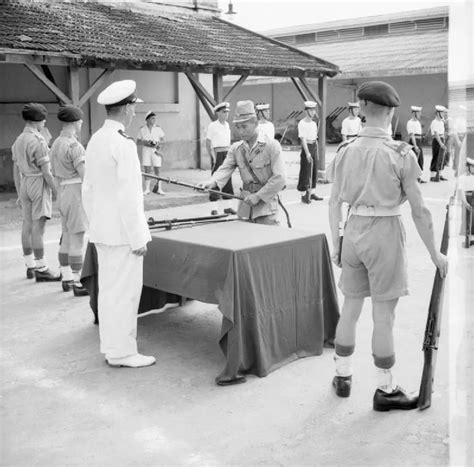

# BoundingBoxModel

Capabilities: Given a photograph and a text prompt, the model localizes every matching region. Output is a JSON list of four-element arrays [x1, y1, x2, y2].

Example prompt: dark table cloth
[[82, 221, 340, 384]]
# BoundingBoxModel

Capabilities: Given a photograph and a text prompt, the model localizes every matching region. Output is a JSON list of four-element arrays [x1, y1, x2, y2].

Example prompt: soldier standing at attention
[[340, 102, 362, 142], [206, 102, 236, 215], [50, 105, 89, 296], [82, 80, 154, 368], [137, 111, 165, 195], [12, 103, 61, 282], [255, 102, 275, 140], [328, 81, 448, 411], [406, 105, 426, 183], [429, 105, 448, 182], [297, 101, 322, 204], [201, 100, 286, 225]]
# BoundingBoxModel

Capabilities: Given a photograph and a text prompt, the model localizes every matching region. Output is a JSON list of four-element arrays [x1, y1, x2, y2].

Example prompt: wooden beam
[[290, 77, 309, 102], [318, 76, 327, 171], [185, 73, 214, 120], [223, 74, 248, 101], [299, 77, 322, 107], [69, 65, 80, 105], [78, 69, 114, 107], [24, 63, 72, 105], [184, 72, 216, 108], [213, 73, 223, 103]]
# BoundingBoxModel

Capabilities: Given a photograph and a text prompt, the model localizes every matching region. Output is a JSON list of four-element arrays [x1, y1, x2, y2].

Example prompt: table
[[82, 221, 340, 385], [143, 221, 339, 384]]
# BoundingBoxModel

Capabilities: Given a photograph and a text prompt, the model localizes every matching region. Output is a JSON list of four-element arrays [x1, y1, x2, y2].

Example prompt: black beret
[[357, 81, 401, 107], [57, 105, 84, 122], [22, 103, 48, 122]]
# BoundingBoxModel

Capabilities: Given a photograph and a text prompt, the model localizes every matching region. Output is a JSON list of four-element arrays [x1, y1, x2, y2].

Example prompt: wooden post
[[24, 63, 72, 105], [69, 65, 80, 106], [185, 72, 215, 120], [318, 75, 327, 173], [223, 74, 248, 101], [290, 77, 309, 102], [213, 73, 223, 104]]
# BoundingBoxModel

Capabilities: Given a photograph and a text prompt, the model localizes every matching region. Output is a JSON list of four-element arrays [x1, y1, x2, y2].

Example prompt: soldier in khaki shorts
[[328, 81, 448, 411], [50, 105, 88, 296], [12, 103, 60, 281], [201, 100, 286, 225]]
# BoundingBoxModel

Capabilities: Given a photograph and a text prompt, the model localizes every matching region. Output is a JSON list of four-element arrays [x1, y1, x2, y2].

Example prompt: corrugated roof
[[262, 5, 449, 36], [0, 1, 339, 77], [300, 30, 447, 78]]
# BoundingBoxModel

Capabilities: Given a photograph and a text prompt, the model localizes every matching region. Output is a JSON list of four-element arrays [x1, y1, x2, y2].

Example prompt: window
[[364, 24, 389, 36]]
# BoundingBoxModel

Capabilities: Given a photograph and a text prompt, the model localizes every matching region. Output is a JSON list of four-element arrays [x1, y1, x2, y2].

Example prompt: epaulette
[[383, 140, 412, 157], [118, 129, 134, 140], [336, 137, 357, 152]]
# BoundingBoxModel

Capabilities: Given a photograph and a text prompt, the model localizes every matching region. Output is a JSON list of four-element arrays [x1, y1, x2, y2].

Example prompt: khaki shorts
[[58, 183, 88, 234], [340, 215, 408, 301], [20, 176, 52, 221]]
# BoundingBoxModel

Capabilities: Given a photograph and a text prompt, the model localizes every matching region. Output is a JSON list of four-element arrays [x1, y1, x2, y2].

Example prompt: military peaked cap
[[97, 80, 143, 107]]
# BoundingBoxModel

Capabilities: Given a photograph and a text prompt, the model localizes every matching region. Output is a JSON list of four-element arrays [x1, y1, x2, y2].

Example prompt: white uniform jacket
[[82, 119, 151, 250], [210, 135, 286, 219]]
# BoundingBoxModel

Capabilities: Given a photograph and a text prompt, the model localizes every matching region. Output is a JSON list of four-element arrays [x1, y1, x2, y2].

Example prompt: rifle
[[149, 217, 237, 230], [142, 173, 244, 201], [417, 202, 450, 410]]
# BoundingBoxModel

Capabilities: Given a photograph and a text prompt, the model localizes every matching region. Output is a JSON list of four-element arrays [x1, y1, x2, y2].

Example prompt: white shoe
[[157, 189, 165, 195], [143, 190, 151, 195], [106, 354, 156, 368]]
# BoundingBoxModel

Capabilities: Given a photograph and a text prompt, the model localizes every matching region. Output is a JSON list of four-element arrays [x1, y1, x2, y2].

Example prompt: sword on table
[[142, 173, 244, 201]]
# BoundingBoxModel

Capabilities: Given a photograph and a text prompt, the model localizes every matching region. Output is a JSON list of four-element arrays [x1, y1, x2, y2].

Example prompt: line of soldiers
[[12, 103, 88, 296]]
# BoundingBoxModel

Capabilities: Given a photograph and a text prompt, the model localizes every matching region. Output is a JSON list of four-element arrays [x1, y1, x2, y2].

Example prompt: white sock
[[72, 271, 81, 283], [35, 258, 47, 270], [60, 266, 73, 281], [334, 354, 353, 377], [24, 254, 35, 268], [376, 368, 396, 393], [145, 180, 151, 192]]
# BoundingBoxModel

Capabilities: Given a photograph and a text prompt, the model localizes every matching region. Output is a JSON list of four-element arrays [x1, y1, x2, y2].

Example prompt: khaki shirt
[[11, 127, 50, 176], [211, 134, 286, 218], [327, 127, 421, 209], [50, 130, 85, 181]]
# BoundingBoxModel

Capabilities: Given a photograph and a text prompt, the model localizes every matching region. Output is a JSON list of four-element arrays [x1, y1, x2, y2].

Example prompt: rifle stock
[[418, 203, 450, 410]]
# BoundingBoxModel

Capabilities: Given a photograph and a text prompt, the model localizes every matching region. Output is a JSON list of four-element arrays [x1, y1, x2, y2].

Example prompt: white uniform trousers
[[96, 243, 143, 359]]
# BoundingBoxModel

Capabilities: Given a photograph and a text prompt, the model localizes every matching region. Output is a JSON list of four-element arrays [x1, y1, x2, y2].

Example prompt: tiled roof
[[300, 30, 448, 78], [0, 1, 339, 78], [263, 6, 449, 36]]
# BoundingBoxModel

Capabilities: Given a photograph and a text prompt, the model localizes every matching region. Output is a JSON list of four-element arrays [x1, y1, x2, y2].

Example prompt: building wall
[[0, 64, 214, 186]]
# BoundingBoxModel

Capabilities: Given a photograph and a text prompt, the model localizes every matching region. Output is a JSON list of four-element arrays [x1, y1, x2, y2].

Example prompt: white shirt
[[341, 116, 361, 136], [406, 119, 422, 136], [82, 120, 151, 250], [298, 118, 318, 141], [138, 125, 165, 158], [258, 120, 275, 140], [206, 120, 231, 148], [430, 119, 445, 136]]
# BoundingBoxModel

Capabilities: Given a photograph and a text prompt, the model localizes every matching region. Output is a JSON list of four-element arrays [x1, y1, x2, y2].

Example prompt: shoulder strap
[[383, 140, 412, 156], [336, 137, 357, 152], [118, 129, 134, 140], [239, 146, 264, 186]]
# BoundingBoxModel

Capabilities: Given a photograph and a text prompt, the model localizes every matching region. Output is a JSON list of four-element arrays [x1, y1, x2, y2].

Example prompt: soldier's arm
[[403, 158, 448, 277], [327, 160, 342, 253], [13, 162, 21, 200], [254, 141, 286, 203]]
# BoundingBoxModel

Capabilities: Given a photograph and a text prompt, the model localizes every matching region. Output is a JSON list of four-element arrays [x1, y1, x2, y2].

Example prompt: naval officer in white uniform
[[82, 80, 154, 368]]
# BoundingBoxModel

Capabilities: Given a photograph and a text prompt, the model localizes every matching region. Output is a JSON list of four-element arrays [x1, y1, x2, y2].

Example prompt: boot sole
[[373, 403, 418, 412], [36, 277, 61, 282]]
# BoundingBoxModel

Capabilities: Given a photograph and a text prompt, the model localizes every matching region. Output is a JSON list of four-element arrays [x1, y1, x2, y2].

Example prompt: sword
[[142, 173, 244, 201]]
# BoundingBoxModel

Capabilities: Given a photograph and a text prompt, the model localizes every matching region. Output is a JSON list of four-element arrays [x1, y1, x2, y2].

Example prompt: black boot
[[373, 386, 418, 412], [301, 192, 311, 204], [332, 375, 352, 398], [26, 267, 35, 279], [73, 282, 89, 297], [35, 268, 61, 282]]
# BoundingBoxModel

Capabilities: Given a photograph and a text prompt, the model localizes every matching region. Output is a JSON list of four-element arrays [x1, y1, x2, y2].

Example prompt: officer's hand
[[440, 144, 446, 150], [414, 147, 420, 154], [306, 154, 312, 163], [15, 197, 21, 208], [132, 245, 148, 256], [198, 180, 216, 191], [244, 194, 260, 206], [331, 251, 341, 268], [432, 252, 448, 278]]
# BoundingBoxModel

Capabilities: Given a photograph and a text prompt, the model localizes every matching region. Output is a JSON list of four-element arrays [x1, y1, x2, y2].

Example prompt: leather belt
[[59, 177, 82, 186], [213, 146, 229, 152], [306, 140, 317, 144], [22, 173, 43, 177], [350, 205, 401, 216], [243, 181, 262, 193]]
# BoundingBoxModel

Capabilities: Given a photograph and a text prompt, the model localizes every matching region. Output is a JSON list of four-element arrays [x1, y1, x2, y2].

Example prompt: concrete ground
[[0, 148, 472, 466]]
